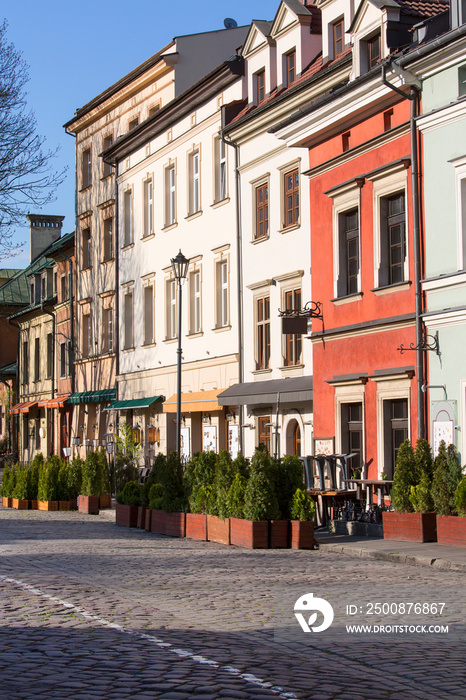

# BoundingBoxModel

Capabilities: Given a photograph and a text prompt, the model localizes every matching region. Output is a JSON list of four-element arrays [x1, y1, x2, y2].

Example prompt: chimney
[[26, 214, 64, 262]]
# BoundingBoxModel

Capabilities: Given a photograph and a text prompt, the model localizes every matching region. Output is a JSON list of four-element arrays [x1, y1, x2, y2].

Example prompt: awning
[[104, 395, 163, 411], [67, 389, 116, 405], [217, 376, 313, 407], [163, 389, 225, 413], [9, 400, 38, 415], [38, 394, 71, 409]]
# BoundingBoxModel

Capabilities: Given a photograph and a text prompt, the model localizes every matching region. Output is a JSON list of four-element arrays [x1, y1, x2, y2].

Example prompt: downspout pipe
[[381, 64, 425, 439], [221, 115, 244, 455]]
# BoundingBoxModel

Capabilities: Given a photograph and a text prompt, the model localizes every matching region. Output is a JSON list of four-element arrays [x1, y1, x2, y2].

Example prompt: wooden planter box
[[2, 497, 12, 508], [115, 503, 138, 528], [78, 495, 100, 515], [59, 501, 70, 511], [290, 520, 314, 549], [150, 510, 186, 537], [436, 515, 466, 547], [144, 508, 152, 532], [99, 494, 112, 509], [69, 497, 78, 511], [29, 500, 38, 510], [382, 511, 437, 543], [137, 506, 147, 529], [269, 520, 289, 548], [38, 500, 58, 511], [206, 514, 230, 545], [230, 517, 268, 549], [12, 498, 28, 510], [186, 513, 207, 541]]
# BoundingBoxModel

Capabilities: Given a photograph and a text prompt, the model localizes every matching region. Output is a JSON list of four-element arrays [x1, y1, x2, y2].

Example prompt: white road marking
[[0, 574, 296, 699]]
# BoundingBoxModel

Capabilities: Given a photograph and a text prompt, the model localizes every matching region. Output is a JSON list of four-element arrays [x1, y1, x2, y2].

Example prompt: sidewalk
[[316, 530, 466, 573]]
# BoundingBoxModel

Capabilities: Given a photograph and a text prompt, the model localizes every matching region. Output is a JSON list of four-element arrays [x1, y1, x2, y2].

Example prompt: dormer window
[[285, 50, 296, 87], [30, 281, 35, 305], [367, 33, 381, 69], [333, 19, 344, 58], [256, 70, 266, 104], [41, 276, 46, 300]]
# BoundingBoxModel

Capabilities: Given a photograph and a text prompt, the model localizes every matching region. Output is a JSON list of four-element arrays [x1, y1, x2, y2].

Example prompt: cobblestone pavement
[[0, 507, 464, 700]]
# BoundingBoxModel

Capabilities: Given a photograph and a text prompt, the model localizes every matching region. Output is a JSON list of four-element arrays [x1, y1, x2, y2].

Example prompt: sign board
[[203, 425, 217, 452], [180, 427, 190, 461], [313, 437, 334, 456], [431, 400, 456, 456], [228, 424, 239, 459], [282, 316, 307, 334]]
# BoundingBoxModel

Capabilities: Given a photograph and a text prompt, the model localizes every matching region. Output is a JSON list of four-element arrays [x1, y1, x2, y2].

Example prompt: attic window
[[458, 65, 466, 97], [285, 50, 296, 86], [333, 19, 344, 58], [256, 70, 266, 104], [368, 33, 381, 69]]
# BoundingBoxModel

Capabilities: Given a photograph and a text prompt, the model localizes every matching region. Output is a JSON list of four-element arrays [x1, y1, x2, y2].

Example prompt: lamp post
[[171, 249, 189, 457]]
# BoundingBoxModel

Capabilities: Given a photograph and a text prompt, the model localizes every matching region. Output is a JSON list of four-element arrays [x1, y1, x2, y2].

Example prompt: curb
[[316, 540, 466, 573]]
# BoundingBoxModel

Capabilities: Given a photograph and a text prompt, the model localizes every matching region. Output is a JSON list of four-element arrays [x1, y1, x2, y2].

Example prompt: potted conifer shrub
[[97, 451, 112, 508], [67, 457, 83, 510], [12, 464, 29, 509], [27, 454, 42, 509], [38, 459, 59, 511], [269, 454, 305, 548], [184, 450, 218, 541], [115, 481, 140, 527], [78, 452, 101, 514], [290, 488, 316, 549], [207, 452, 249, 545], [1, 463, 15, 507], [433, 442, 464, 546], [57, 463, 71, 510], [185, 485, 210, 541]]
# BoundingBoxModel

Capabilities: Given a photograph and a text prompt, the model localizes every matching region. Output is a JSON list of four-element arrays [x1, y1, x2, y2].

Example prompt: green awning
[[67, 389, 116, 405], [104, 395, 163, 411]]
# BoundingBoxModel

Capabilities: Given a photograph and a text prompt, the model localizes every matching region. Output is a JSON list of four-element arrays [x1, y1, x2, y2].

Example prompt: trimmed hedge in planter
[[12, 498, 28, 510], [230, 517, 268, 549], [206, 514, 230, 545], [436, 515, 466, 547], [382, 511, 437, 542], [186, 512, 207, 541]]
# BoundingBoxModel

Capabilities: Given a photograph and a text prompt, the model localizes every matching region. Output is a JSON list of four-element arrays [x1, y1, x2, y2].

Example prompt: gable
[[272, 6, 300, 36], [242, 21, 272, 58]]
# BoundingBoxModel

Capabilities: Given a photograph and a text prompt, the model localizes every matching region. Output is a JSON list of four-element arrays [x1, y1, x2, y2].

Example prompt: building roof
[[0, 362, 16, 376]]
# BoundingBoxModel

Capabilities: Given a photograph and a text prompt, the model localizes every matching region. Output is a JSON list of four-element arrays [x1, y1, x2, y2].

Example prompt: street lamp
[[171, 249, 189, 457]]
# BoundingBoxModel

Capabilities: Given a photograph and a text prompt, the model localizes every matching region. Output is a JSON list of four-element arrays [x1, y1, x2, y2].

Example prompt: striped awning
[[163, 389, 225, 413], [104, 395, 163, 411], [9, 401, 38, 415], [67, 389, 116, 404], [38, 394, 71, 409]]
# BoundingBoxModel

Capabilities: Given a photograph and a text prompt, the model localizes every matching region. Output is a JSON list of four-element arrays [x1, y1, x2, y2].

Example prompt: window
[[367, 33, 381, 69], [333, 19, 344, 57], [41, 276, 46, 300], [189, 151, 200, 215], [53, 269, 58, 296], [284, 289, 302, 366], [68, 341, 72, 375], [35, 418, 40, 451], [255, 70, 265, 104], [123, 190, 133, 246], [383, 109, 393, 132], [82, 227, 91, 269], [102, 135, 113, 177], [30, 280, 35, 305], [34, 338, 40, 382], [459, 65, 466, 97], [103, 217, 114, 261], [124, 292, 134, 349], [379, 192, 406, 286], [214, 137, 227, 202], [255, 183, 269, 240], [338, 209, 359, 296], [165, 165, 176, 226], [22, 341, 28, 384], [148, 104, 160, 118], [341, 403, 363, 474], [256, 296, 270, 370], [258, 416, 271, 453], [383, 398, 408, 479], [82, 313, 91, 358], [293, 422, 301, 456], [144, 286, 154, 345], [60, 342, 67, 378], [46, 333, 53, 379], [143, 179, 153, 237], [216, 260, 229, 328], [189, 271, 201, 334], [128, 117, 139, 131], [103, 308, 114, 353], [283, 169, 299, 228], [342, 132, 351, 152], [81, 148, 91, 188], [285, 50, 296, 86], [167, 279, 177, 339]]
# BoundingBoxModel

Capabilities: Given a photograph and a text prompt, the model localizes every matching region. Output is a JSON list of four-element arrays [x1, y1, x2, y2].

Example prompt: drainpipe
[[381, 64, 425, 439], [221, 115, 244, 454]]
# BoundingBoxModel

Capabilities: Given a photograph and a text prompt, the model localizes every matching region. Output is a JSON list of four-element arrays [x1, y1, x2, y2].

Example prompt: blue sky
[[2, 0, 275, 268]]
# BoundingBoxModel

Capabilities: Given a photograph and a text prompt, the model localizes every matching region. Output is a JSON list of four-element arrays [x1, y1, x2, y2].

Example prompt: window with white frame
[[338, 208, 359, 296], [256, 295, 270, 370], [60, 342, 67, 378], [166, 279, 177, 339], [341, 402, 363, 473], [143, 178, 153, 237], [255, 69, 266, 104], [214, 137, 227, 203], [453, 156, 466, 270], [189, 151, 200, 215], [165, 164, 176, 226], [123, 190, 133, 247], [189, 270, 201, 334], [283, 168, 299, 229], [124, 292, 134, 349], [144, 285, 154, 345], [103, 307, 114, 353], [255, 181, 269, 240], [103, 217, 114, 261], [214, 259, 229, 328], [283, 288, 302, 366], [382, 398, 409, 479], [284, 50, 296, 87]]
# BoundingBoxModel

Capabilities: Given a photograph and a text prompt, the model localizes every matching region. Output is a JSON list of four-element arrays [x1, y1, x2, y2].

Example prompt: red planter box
[[436, 515, 466, 547], [78, 495, 100, 515], [38, 500, 58, 512], [115, 503, 138, 527], [69, 497, 78, 511], [12, 498, 28, 510], [382, 511, 437, 542], [230, 517, 268, 549], [144, 508, 152, 532], [269, 520, 289, 548], [137, 506, 147, 529], [150, 510, 186, 537], [206, 514, 230, 545], [99, 494, 112, 509], [2, 497, 12, 508], [290, 520, 314, 549], [186, 513, 207, 541], [29, 500, 38, 510]]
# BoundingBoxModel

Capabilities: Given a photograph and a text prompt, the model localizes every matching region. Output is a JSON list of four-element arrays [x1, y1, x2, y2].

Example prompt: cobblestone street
[[0, 507, 464, 700]]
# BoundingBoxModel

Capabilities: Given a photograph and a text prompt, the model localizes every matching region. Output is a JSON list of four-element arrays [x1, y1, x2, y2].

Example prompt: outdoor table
[[346, 479, 393, 509], [308, 489, 355, 526]]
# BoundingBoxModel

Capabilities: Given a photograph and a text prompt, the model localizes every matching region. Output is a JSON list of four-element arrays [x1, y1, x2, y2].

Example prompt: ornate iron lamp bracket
[[398, 329, 439, 356], [278, 300, 323, 320]]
